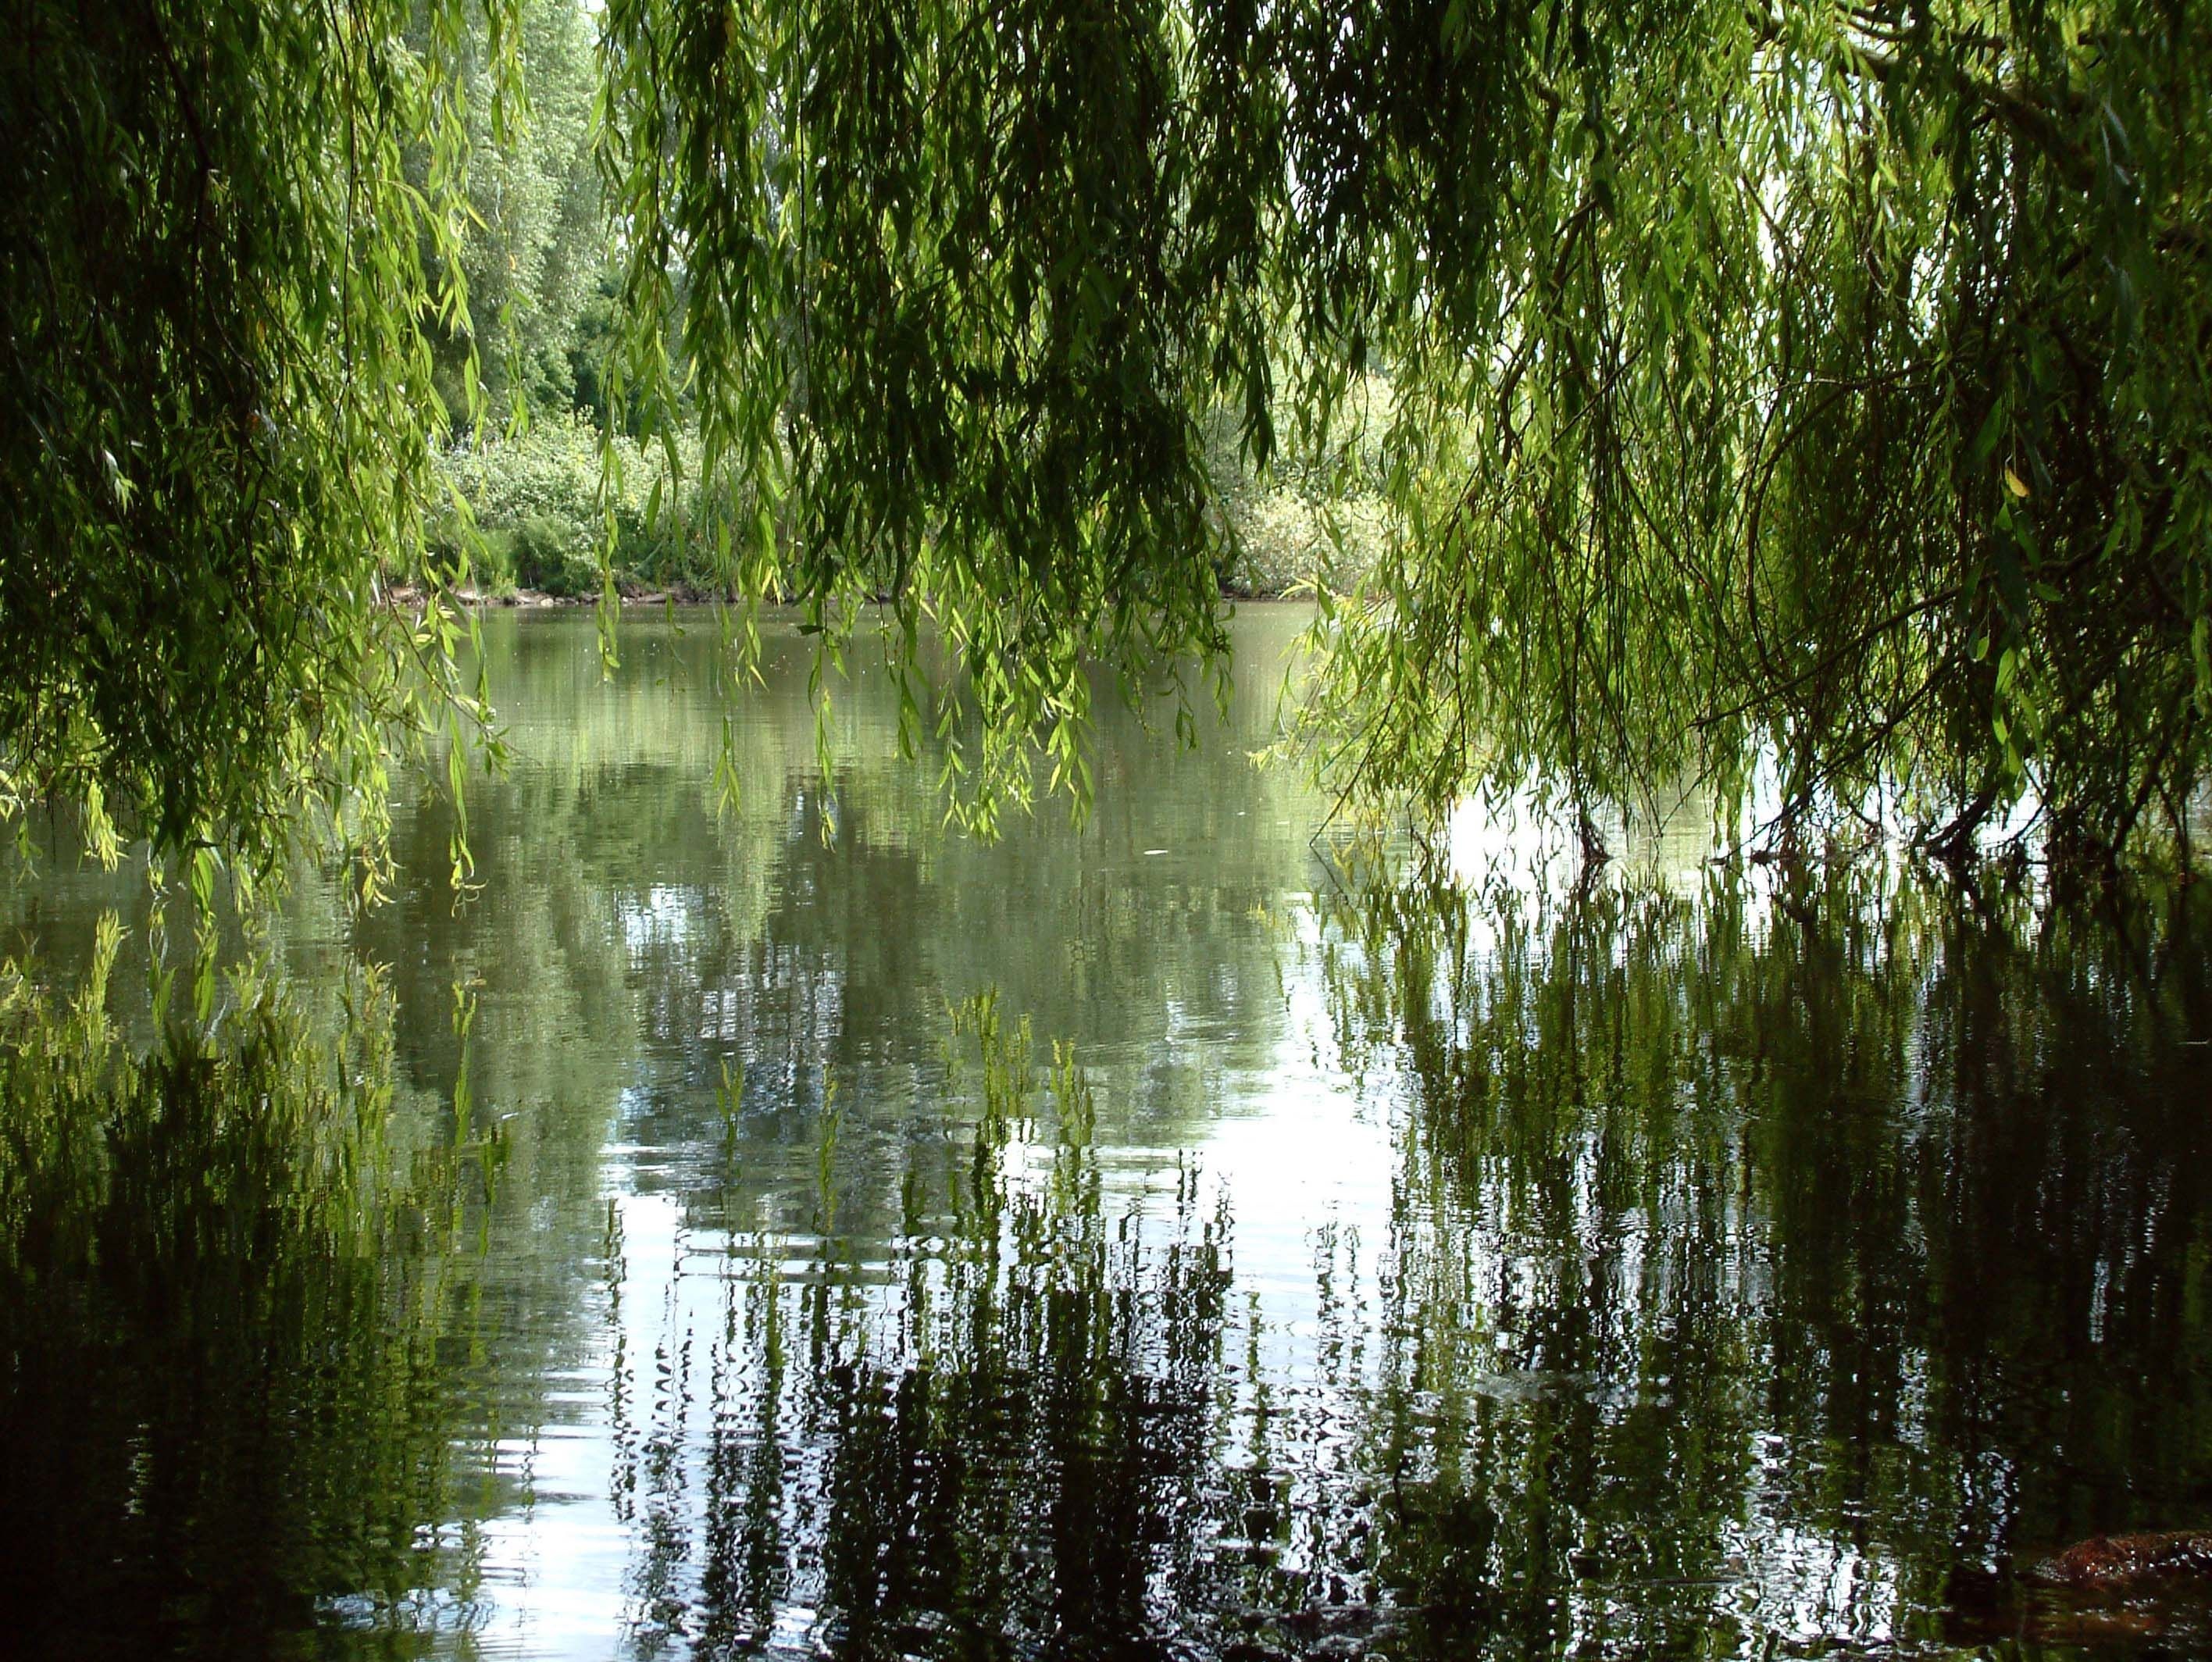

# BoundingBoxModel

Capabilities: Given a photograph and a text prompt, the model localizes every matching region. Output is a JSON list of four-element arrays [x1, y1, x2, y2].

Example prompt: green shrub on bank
[[434, 412, 1361, 602], [473, 529, 519, 595], [512, 514, 598, 597], [440, 421, 604, 536], [430, 416, 730, 594], [1220, 488, 1387, 598], [1204, 374, 1393, 599]]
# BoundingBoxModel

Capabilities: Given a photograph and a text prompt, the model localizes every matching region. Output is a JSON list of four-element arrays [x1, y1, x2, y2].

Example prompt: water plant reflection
[[0, 924, 505, 1657], [1317, 870, 2212, 1654]]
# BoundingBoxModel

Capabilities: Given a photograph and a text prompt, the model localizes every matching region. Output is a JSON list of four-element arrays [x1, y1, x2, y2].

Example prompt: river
[[2, 605, 2210, 1659]]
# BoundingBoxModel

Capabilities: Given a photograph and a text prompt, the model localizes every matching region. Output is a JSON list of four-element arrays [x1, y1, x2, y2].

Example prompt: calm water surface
[[2, 607, 2210, 1660]]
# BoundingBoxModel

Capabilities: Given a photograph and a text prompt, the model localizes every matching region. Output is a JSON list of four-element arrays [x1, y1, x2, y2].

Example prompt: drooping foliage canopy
[[5, 0, 2210, 870], [1, 0, 507, 883]]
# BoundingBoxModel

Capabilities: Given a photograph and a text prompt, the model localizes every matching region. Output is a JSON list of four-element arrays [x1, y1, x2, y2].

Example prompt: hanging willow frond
[[598, 0, 2212, 857], [0, 0, 518, 889], [7, 0, 2209, 866]]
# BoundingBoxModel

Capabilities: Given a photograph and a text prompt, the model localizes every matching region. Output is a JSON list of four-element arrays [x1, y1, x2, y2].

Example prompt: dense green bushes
[[429, 419, 726, 596], [434, 412, 1350, 601]]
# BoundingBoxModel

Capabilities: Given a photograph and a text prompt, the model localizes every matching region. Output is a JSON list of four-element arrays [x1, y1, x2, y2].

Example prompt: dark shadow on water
[[0, 950, 505, 1659]]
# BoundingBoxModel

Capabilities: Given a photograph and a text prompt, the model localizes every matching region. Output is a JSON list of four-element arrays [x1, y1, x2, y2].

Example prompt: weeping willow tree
[[599, 0, 2212, 855], [5, 0, 2210, 865], [0, 0, 511, 888], [1279, 0, 2212, 861]]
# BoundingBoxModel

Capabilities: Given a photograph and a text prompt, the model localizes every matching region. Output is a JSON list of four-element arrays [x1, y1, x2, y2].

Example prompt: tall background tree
[[416, 0, 603, 426]]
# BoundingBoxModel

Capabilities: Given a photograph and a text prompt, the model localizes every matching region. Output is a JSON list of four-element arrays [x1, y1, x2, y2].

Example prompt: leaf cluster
[[600, 0, 2212, 858], [0, 0, 510, 885]]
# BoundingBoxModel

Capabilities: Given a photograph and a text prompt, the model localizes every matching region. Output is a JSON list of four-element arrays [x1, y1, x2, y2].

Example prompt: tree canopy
[[415, 0, 604, 426], [5, 0, 2210, 872], [2, 0, 505, 886]]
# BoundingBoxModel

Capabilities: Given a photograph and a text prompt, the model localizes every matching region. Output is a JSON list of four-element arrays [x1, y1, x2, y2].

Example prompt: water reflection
[[0, 929, 506, 1657], [2, 611, 2210, 1660], [1322, 872, 2212, 1656], [600, 1000, 1237, 1661]]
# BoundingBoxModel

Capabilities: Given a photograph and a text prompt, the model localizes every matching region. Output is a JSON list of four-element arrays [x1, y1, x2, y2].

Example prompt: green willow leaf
[[1, 0, 518, 890]]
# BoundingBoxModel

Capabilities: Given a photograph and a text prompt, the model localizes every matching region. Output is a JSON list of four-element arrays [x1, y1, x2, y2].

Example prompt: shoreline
[[413, 580, 1311, 610]]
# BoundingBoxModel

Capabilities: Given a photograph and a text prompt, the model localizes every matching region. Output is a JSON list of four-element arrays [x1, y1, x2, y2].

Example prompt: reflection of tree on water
[[359, 611, 1322, 1207], [583, 876, 2212, 1660], [1322, 872, 2212, 1655], [0, 929, 510, 1658], [9, 683, 2212, 1661], [606, 999, 1239, 1659], [0, 608, 1333, 1659]]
